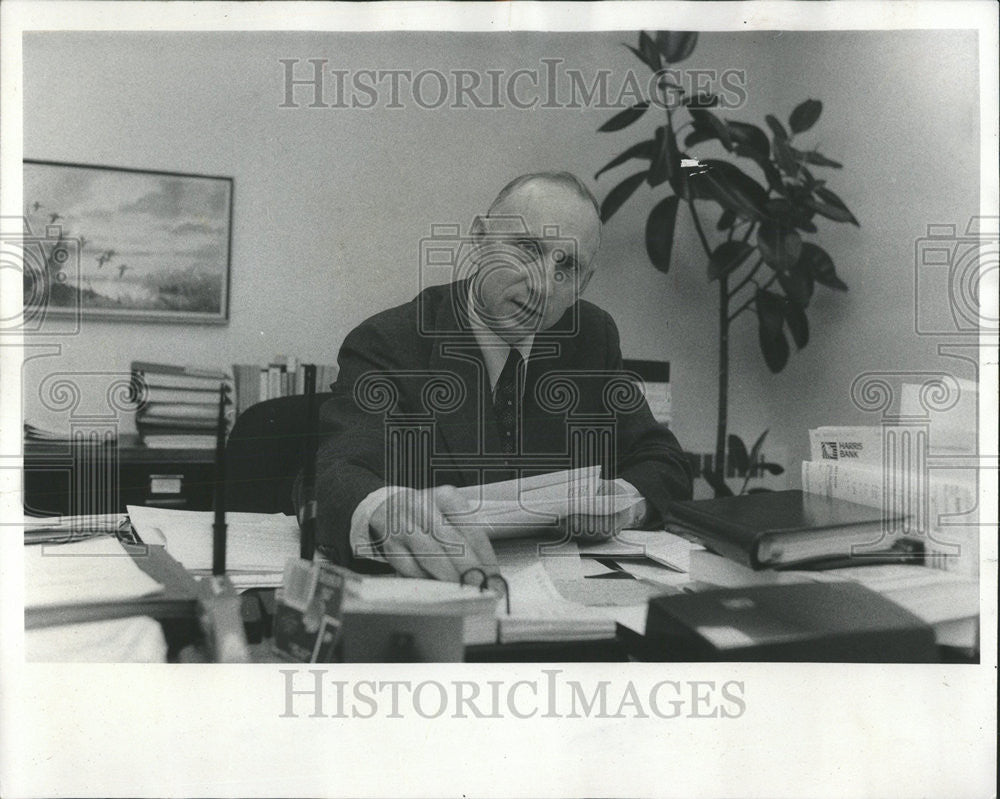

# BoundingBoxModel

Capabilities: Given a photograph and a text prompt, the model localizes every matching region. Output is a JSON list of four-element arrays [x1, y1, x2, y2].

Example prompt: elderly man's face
[[470, 180, 601, 344]]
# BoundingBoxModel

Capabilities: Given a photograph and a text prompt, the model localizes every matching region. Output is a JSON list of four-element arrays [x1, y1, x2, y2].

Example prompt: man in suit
[[300, 172, 693, 580]]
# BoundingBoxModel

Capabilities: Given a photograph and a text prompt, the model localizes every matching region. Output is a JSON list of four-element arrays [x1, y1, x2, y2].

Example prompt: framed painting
[[23, 160, 233, 324]]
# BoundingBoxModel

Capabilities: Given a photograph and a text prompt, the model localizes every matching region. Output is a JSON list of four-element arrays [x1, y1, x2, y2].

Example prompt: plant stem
[[687, 198, 712, 256], [728, 271, 780, 322], [729, 256, 764, 298], [715, 271, 730, 488]]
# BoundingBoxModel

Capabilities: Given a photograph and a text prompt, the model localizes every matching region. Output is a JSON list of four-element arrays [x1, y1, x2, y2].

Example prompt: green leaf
[[645, 195, 680, 274], [784, 300, 810, 348], [683, 92, 719, 108], [799, 241, 848, 291], [727, 122, 770, 163], [757, 221, 802, 271], [728, 434, 750, 474], [708, 240, 753, 281], [600, 170, 647, 222], [789, 99, 822, 134], [599, 101, 651, 132], [648, 126, 679, 188], [594, 139, 657, 180], [697, 160, 768, 221], [688, 108, 733, 150], [764, 114, 788, 141], [761, 463, 785, 476], [655, 31, 698, 63], [815, 186, 859, 226]]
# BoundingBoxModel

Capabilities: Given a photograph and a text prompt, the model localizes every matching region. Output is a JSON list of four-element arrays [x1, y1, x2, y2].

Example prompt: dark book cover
[[645, 582, 938, 662], [667, 490, 904, 569]]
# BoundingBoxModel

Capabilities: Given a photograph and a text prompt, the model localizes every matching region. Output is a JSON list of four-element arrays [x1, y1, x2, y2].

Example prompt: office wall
[[22, 30, 979, 477]]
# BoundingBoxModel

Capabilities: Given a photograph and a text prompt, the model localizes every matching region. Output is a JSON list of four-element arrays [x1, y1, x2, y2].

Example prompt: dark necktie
[[494, 348, 524, 455]]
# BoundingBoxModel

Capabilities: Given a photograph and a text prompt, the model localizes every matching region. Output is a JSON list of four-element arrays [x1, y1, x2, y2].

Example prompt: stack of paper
[[127, 505, 301, 588], [25, 537, 165, 609], [452, 466, 644, 539]]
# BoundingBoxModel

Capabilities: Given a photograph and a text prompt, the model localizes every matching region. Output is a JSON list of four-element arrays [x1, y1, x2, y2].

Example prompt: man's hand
[[561, 478, 647, 543], [368, 485, 500, 581]]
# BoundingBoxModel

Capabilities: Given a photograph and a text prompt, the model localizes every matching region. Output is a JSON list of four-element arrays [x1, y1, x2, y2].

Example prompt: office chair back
[[225, 393, 334, 515]]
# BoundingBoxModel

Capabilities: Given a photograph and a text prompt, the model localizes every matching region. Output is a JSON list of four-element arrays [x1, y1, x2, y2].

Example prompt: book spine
[[801, 461, 978, 576], [259, 368, 269, 402], [808, 426, 884, 464]]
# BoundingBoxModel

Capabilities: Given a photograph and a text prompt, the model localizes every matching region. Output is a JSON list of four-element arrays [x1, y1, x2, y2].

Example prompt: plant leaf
[[772, 135, 798, 176], [600, 170, 647, 222], [684, 128, 715, 148], [784, 299, 810, 348], [683, 92, 719, 108], [697, 159, 768, 221], [708, 240, 754, 281], [645, 194, 680, 273], [747, 429, 769, 469], [648, 125, 679, 187], [599, 101, 651, 132], [799, 149, 842, 169], [764, 114, 788, 141], [761, 463, 785, 476], [688, 108, 733, 151], [756, 288, 790, 373], [803, 195, 856, 226], [638, 31, 662, 71], [757, 220, 802, 271], [815, 186, 859, 226], [728, 434, 750, 474], [655, 30, 698, 63], [789, 99, 822, 134], [594, 139, 656, 180], [727, 121, 770, 163], [777, 262, 814, 306], [716, 208, 737, 231], [798, 241, 848, 291], [702, 466, 734, 498]]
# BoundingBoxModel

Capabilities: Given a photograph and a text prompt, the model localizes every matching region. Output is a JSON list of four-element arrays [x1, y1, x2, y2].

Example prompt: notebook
[[665, 490, 909, 570]]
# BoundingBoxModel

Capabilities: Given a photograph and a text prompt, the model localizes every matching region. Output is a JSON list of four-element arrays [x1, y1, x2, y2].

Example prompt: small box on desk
[[643, 582, 939, 662]]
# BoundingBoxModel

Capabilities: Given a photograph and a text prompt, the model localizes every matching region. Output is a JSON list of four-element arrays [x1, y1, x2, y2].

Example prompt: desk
[[24, 435, 216, 516]]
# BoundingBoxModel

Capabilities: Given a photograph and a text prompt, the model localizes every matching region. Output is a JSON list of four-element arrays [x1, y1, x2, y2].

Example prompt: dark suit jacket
[[299, 280, 693, 568]]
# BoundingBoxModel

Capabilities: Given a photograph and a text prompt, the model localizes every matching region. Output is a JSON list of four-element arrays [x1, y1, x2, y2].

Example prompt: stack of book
[[231, 356, 338, 417], [131, 361, 233, 449], [801, 425, 979, 575]]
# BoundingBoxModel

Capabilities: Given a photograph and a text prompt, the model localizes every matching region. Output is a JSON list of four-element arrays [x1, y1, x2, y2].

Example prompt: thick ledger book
[[666, 489, 906, 570], [645, 582, 938, 662]]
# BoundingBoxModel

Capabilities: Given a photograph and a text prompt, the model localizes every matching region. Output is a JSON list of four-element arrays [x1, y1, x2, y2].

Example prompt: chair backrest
[[225, 393, 334, 514]]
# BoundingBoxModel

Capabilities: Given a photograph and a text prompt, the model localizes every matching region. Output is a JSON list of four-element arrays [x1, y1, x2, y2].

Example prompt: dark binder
[[666, 489, 911, 570], [644, 582, 938, 662]]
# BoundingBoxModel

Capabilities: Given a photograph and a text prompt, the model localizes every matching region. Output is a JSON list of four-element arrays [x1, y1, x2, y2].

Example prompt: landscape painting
[[23, 161, 232, 323]]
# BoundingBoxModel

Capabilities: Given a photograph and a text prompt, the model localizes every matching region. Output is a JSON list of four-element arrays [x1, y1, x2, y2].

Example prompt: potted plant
[[596, 30, 859, 496]]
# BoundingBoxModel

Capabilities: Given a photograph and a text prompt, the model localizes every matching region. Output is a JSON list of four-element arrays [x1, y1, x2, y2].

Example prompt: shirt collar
[[466, 286, 534, 392]]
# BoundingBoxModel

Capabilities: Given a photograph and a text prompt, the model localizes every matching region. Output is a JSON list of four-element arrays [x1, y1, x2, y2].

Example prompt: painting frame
[[23, 159, 234, 325]]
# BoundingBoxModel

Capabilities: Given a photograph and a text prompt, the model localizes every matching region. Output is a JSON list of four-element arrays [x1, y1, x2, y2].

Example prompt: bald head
[[470, 172, 604, 344]]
